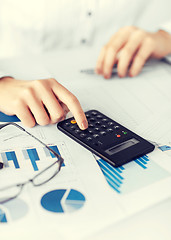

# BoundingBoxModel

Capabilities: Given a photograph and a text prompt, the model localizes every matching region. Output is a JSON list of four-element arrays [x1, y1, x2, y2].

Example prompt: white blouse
[[0, 0, 171, 77]]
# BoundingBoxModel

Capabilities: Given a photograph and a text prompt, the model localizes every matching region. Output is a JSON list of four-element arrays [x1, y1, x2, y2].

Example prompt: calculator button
[[89, 118, 96, 122], [107, 128, 113, 133], [87, 129, 94, 134], [122, 131, 127, 135], [64, 122, 70, 127], [102, 118, 108, 122], [70, 125, 76, 130], [116, 134, 121, 138], [96, 115, 103, 119], [86, 137, 93, 142], [91, 111, 98, 116], [108, 122, 114, 126], [94, 127, 100, 132], [100, 131, 107, 136], [101, 125, 107, 129], [80, 133, 87, 138], [93, 134, 100, 138], [95, 121, 101, 126], [85, 114, 90, 118], [71, 120, 77, 124], [114, 125, 120, 129], [74, 129, 81, 134], [94, 141, 103, 146], [89, 124, 94, 128]]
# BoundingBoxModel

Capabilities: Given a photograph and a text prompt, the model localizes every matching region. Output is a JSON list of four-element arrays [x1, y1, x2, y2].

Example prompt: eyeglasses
[[0, 122, 64, 204]]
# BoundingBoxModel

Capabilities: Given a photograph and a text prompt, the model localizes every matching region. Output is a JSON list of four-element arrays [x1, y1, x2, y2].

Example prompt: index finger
[[52, 80, 88, 130]]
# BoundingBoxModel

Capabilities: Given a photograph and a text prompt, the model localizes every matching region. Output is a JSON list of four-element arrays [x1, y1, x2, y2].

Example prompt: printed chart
[[41, 189, 86, 213], [0, 143, 65, 172], [96, 155, 171, 194], [0, 198, 28, 223], [0, 112, 20, 122]]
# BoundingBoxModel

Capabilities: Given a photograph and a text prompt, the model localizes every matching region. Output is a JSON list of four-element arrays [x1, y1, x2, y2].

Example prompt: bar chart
[[96, 155, 170, 194], [0, 143, 66, 172], [1, 151, 20, 169]]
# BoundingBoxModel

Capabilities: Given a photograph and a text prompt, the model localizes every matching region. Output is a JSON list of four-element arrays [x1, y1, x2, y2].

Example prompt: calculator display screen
[[105, 138, 139, 155]]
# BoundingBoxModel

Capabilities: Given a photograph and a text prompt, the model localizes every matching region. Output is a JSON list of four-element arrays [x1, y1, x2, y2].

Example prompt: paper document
[[0, 123, 123, 240]]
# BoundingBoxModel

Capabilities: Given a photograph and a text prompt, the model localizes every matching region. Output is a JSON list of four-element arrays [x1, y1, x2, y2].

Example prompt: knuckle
[[22, 86, 34, 97], [38, 117, 50, 126], [33, 79, 46, 88], [107, 44, 117, 53], [48, 78, 57, 85], [123, 25, 136, 34], [51, 113, 64, 124], [13, 98, 25, 109], [124, 45, 133, 55], [69, 94, 79, 105], [133, 29, 146, 39], [144, 36, 154, 47]]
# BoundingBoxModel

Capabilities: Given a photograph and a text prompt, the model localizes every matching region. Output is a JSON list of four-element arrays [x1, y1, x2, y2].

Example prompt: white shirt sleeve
[[159, 21, 171, 35], [0, 70, 11, 79]]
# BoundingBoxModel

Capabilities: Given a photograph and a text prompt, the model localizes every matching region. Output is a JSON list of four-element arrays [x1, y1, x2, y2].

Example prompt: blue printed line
[[101, 168, 121, 193], [141, 155, 149, 161], [98, 158, 124, 180], [119, 166, 125, 170], [106, 178, 121, 193], [138, 157, 148, 165], [134, 159, 147, 169], [6, 151, 20, 169], [100, 167, 122, 187], [26, 149, 40, 171], [114, 167, 122, 173], [97, 160, 123, 185]]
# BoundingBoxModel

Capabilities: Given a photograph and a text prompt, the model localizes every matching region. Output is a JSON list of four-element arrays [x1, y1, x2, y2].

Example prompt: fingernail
[[81, 120, 88, 130], [104, 74, 110, 79], [95, 68, 101, 74]]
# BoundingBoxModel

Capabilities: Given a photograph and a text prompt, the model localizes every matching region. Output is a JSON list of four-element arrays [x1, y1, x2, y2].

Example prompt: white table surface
[[0, 48, 171, 240]]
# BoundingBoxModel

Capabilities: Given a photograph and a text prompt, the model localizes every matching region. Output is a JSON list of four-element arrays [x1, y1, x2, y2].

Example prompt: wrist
[[156, 30, 171, 55]]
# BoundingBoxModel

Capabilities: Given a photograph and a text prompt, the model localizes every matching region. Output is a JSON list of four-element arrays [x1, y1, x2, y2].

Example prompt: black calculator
[[57, 110, 155, 167]]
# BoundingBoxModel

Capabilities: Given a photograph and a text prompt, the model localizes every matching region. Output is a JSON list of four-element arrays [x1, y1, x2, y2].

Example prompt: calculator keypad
[[62, 110, 128, 149], [58, 109, 155, 167]]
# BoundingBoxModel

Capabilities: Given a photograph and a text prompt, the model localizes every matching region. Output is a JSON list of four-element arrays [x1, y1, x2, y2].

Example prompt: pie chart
[[41, 189, 86, 213], [0, 198, 28, 223]]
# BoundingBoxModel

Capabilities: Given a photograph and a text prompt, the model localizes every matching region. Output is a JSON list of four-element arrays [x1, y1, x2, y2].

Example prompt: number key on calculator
[[57, 110, 155, 167]]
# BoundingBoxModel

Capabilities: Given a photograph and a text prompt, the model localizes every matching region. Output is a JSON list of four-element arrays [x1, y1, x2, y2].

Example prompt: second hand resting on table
[[1, 27, 171, 129], [96, 26, 171, 78], [0, 77, 88, 129]]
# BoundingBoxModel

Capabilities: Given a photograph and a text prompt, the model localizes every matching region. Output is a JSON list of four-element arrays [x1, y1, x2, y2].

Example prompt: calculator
[[57, 110, 155, 167]]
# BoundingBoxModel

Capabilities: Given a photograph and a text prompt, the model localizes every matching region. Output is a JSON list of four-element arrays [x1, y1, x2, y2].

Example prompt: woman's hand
[[96, 26, 171, 78], [0, 77, 88, 129]]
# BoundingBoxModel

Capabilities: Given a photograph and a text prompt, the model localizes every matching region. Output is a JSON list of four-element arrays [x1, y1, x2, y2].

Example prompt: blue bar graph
[[97, 158, 124, 193], [134, 155, 149, 169], [97, 155, 157, 194], [1, 151, 20, 169], [44, 145, 65, 166], [22, 148, 40, 171]]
